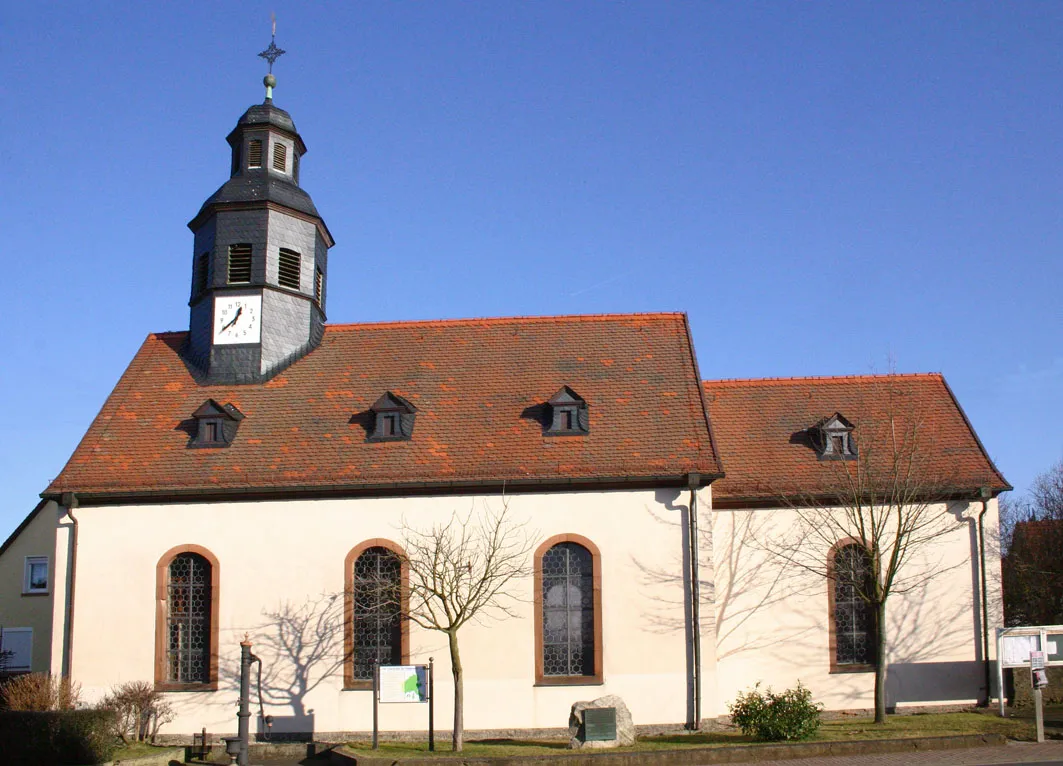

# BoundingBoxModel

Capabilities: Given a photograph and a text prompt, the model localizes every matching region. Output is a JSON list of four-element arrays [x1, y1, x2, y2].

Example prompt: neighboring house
[[0, 84, 1009, 737], [0, 500, 57, 676]]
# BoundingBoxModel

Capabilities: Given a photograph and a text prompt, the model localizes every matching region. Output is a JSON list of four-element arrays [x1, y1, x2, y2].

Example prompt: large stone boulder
[[568, 694, 635, 749]]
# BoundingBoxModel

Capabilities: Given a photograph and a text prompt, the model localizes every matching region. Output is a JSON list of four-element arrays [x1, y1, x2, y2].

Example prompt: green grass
[[343, 712, 1035, 759], [109, 741, 181, 760]]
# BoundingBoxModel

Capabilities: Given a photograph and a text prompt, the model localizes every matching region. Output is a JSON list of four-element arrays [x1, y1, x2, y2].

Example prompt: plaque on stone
[[584, 707, 617, 741]]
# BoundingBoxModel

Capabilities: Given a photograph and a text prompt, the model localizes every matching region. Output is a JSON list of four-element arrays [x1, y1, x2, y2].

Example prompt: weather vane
[[258, 13, 286, 100]]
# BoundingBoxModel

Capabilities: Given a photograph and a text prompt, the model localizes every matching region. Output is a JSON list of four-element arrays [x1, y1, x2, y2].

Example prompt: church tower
[[185, 37, 333, 384]]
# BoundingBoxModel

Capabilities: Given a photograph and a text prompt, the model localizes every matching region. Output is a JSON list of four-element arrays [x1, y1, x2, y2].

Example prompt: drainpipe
[[60, 492, 79, 679], [977, 486, 992, 706], [687, 473, 701, 730]]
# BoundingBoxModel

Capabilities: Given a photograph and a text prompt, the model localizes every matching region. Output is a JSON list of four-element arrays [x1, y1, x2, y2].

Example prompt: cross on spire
[[258, 14, 286, 100]]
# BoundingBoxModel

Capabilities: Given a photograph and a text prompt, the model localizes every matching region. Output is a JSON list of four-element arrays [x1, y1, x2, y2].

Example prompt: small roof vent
[[367, 392, 417, 442], [188, 399, 245, 449]]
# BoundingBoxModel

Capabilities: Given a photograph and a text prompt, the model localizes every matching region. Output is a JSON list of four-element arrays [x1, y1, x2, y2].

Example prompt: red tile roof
[[704, 373, 1009, 503], [45, 313, 721, 500]]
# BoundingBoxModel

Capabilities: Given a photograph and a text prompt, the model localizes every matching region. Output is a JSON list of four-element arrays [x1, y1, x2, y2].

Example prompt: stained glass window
[[833, 544, 876, 666], [352, 547, 402, 680], [166, 553, 212, 684], [542, 542, 595, 677]]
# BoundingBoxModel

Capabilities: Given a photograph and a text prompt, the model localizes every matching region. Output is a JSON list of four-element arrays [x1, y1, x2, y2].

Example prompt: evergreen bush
[[727, 682, 822, 741]]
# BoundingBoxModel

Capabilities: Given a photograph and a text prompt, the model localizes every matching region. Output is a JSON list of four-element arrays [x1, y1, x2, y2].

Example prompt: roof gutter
[[687, 472, 702, 730], [977, 486, 993, 706]]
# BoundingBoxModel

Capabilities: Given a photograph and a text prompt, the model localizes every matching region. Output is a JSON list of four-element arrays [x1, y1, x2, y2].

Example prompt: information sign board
[[378, 665, 428, 703], [1030, 651, 1046, 670]]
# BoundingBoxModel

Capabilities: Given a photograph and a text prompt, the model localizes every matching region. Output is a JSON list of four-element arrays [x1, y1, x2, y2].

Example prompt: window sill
[[829, 664, 876, 675], [155, 682, 218, 692], [21, 591, 49, 597], [343, 682, 374, 691], [534, 676, 604, 687]]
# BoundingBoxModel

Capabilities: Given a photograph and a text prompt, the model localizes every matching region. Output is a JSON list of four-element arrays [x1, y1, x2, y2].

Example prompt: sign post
[[371, 662, 434, 751], [1031, 651, 1046, 743]]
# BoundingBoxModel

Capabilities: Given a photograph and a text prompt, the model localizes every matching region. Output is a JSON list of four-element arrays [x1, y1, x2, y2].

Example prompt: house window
[[379, 413, 399, 437], [273, 143, 287, 172], [194, 252, 211, 297], [156, 549, 218, 688], [831, 543, 876, 670], [23, 557, 48, 595], [345, 541, 408, 688], [227, 244, 253, 284], [248, 140, 263, 168], [315, 267, 324, 305], [199, 419, 222, 445], [534, 535, 603, 684], [278, 248, 301, 289], [0, 628, 32, 674]]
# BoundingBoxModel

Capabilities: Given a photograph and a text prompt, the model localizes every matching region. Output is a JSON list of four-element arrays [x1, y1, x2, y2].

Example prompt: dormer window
[[816, 413, 857, 460], [545, 386, 589, 436], [368, 392, 416, 442], [189, 400, 244, 449]]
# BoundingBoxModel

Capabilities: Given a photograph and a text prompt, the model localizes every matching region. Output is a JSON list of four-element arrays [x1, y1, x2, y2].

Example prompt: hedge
[[0, 709, 118, 765]]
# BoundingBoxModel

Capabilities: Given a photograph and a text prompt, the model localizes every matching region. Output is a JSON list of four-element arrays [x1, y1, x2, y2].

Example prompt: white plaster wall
[[711, 500, 1000, 715], [67, 488, 705, 736]]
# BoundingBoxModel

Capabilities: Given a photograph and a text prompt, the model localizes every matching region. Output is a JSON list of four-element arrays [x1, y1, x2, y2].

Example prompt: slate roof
[[704, 373, 1010, 503], [44, 313, 721, 501], [194, 176, 321, 221]]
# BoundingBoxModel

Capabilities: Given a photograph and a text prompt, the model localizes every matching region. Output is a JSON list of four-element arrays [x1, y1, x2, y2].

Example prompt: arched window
[[344, 540, 408, 689], [534, 535, 603, 685], [830, 542, 876, 671], [155, 546, 219, 690]]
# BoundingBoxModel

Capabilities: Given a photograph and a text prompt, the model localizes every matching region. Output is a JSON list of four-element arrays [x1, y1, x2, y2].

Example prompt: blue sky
[[1, 2, 1060, 534]]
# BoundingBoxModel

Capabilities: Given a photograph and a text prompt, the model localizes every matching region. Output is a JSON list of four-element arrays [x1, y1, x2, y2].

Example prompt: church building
[[0, 64, 1010, 740]]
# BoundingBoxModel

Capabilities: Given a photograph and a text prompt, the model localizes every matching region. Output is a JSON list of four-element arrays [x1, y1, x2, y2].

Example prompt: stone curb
[[329, 733, 1006, 766], [100, 746, 185, 766]]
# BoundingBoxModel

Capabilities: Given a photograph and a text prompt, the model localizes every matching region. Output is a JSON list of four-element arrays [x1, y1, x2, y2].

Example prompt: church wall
[[0, 501, 57, 673], [66, 487, 705, 736], [264, 209, 317, 299], [711, 500, 1000, 714], [260, 290, 312, 373]]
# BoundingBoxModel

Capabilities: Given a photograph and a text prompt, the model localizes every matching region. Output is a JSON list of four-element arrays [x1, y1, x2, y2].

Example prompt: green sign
[[583, 708, 617, 742]]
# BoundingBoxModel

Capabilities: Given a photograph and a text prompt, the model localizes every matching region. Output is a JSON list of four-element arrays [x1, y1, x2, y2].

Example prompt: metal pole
[[1034, 687, 1045, 743], [372, 661, 379, 750], [428, 658, 435, 752], [997, 629, 1006, 717], [238, 638, 252, 766]]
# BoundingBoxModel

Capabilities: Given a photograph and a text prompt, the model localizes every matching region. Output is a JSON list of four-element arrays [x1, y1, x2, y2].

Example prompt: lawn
[[109, 741, 182, 760], [343, 712, 1034, 758]]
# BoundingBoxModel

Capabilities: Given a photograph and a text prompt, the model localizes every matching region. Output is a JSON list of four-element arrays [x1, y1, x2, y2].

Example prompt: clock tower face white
[[213, 295, 262, 345]]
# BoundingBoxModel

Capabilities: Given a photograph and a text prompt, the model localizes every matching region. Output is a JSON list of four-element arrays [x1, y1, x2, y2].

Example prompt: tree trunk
[[449, 630, 463, 752], [874, 600, 888, 723]]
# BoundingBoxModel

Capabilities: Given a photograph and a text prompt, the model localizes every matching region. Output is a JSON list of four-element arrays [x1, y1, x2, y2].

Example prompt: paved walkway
[[741, 740, 1063, 766]]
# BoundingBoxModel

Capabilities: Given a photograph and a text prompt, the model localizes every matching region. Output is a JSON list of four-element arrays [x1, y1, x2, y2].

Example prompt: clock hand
[[220, 306, 243, 332]]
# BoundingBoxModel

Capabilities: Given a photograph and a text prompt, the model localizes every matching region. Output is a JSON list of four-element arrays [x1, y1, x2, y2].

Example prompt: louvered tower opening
[[315, 267, 324, 304], [278, 249, 301, 289], [273, 143, 287, 171], [194, 252, 210, 296], [248, 140, 263, 168], [227, 244, 253, 284]]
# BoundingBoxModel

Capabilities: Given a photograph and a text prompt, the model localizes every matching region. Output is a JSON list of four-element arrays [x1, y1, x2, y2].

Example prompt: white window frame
[[23, 556, 48, 595], [0, 627, 33, 672]]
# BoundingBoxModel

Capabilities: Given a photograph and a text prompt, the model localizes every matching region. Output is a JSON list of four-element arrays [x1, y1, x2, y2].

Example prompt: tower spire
[[258, 13, 286, 101]]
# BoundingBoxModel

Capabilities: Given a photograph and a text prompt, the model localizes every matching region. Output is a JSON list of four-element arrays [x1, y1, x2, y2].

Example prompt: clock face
[[213, 295, 262, 345]]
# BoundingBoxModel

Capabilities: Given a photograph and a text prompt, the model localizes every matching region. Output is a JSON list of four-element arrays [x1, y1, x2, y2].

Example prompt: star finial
[[258, 13, 286, 100]]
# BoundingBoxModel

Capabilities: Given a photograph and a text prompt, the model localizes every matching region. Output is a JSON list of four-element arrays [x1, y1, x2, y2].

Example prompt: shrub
[[0, 709, 118, 765], [727, 682, 822, 741], [1, 673, 81, 711], [99, 680, 174, 743]]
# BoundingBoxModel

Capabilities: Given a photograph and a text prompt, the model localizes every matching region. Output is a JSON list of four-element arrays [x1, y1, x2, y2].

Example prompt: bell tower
[[185, 32, 334, 384]]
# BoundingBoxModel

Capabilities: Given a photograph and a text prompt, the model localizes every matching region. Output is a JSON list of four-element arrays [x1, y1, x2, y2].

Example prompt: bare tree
[[765, 377, 970, 724], [398, 501, 533, 751], [1001, 460, 1063, 625]]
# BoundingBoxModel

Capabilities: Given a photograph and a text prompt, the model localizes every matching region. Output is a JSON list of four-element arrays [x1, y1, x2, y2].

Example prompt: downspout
[[687, 473, 701, 730], [977, 487, 992, 706], [60, 492, 79, 679]]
